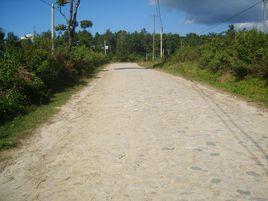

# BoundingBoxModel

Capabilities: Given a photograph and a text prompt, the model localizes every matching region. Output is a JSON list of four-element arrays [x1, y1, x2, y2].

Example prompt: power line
[[154, 0, 159, 21], [199, 0, 263, 34], [157, 0, 164, 58], [38, 0, 51, 7], [155, 0, 164, 58], [157, 0, 163, 30], [38, 0, 62, 14], [154, 0, 163, 29]]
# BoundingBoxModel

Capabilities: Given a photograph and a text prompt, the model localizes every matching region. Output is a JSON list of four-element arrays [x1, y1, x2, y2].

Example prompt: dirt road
[[0, 63, 268, 201]]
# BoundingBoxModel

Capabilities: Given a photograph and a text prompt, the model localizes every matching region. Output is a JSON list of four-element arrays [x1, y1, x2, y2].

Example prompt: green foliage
[[171, 46, 201, 63], [0, 89, 26, 123], [201, 47, 232, 72], [55, 24, 67, 35], [155, 61, 268, 106], [76, 30, 93, 47], [0, 28, 4, 57], [80, 20, 93, 30], [57, 0, 68, 6], [148, 27, 268, 105], [0, 31, 109, 124], [233, 30, 268, 78], [72, 46, 108, 70], [90, 29, 182, 61], [115, 31, 130, 61], [0, 78, 91, 149], [231, 60, 250, 80], [169, 28, 268, 82], [0, 53, 48, 122], [0, 28, 4, 41], [36, 60, 58, 89]]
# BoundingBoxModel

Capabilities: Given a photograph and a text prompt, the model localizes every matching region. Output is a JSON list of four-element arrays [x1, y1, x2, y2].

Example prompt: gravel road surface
[[1, 63, 268, 201]]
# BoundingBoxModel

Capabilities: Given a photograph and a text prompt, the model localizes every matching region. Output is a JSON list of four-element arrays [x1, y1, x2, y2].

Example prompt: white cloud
[[234, 22, 261, 30], [184, 19, 194, 24]]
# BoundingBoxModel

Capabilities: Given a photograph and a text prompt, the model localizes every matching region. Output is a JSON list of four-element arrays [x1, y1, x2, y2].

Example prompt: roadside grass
[[0, 66, 104, 150], [140, 61, 268, 107]]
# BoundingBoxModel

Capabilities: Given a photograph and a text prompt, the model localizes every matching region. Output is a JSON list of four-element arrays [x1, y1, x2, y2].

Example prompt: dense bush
[[72, 45, 108, 74], [171, 46, 201, 63], [0, 33, 108, 124], [233, 30, 268, 79], [170, 29, 268, 82], [201, 47, 232, 72], [0, 53, 48, 122]]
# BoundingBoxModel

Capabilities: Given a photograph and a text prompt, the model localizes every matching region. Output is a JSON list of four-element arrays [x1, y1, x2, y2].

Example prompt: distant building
[[20, 34, 34, 41]]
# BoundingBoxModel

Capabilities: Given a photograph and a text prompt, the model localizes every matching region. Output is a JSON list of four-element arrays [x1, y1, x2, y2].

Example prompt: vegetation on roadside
[[0, 0, 109, 149], [0, 32, 108, 124], [142, 61, 268, 106], [0, 32, 108, 149], [140, 26, 268, 106], [0, 78, 94, 149]]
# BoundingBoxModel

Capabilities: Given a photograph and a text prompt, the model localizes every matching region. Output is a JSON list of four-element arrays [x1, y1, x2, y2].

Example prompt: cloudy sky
[[157, 0, 264, 32], [0, 0, 264, 37], [156, 0, 262, 25]]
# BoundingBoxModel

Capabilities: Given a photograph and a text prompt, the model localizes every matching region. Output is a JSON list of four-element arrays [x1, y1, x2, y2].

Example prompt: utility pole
[[263, 0, 268, 33], [160, 26, 163, 58], [155, 0, 164, 58], [51, 2, 55, 54], [33, 26, 36, 42], [153, 14, 156, 61], [104, 41, 107, 55]]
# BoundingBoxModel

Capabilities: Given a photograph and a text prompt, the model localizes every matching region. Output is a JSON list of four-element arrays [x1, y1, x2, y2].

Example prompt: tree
[[55, 24, 67, 35], [0, 28, 5, 56], [80, 20, 93, 30], [0, 28, 4, 42], [57, 0, 80, 48], [115, 31, 130, 61], [226, 24, 236, 41], [76, 31, 93, 47]]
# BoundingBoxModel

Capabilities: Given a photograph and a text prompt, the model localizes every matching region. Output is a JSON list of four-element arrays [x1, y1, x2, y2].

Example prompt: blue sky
[[0, 0, 260, 37]]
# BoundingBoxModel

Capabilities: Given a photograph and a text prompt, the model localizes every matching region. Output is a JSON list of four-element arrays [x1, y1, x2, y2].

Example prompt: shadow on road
[[113, 67, 147, 71]]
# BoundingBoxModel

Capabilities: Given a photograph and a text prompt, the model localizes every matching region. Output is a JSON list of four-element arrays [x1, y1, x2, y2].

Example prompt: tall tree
[[57, 0, 80, 48]]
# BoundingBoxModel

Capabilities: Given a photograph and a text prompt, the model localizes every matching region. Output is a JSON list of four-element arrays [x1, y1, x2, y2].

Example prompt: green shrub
[[233, 30, 268, 79], [23, 76, 49, 104], [36, 60, 58, 90], [0, 53, 49, 123], [52, 49, 78, 86], [172, 46, 201, 63], [72, 45, 108, 74], [231, 60, 250, 80], [0, 89, 26, 122]]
